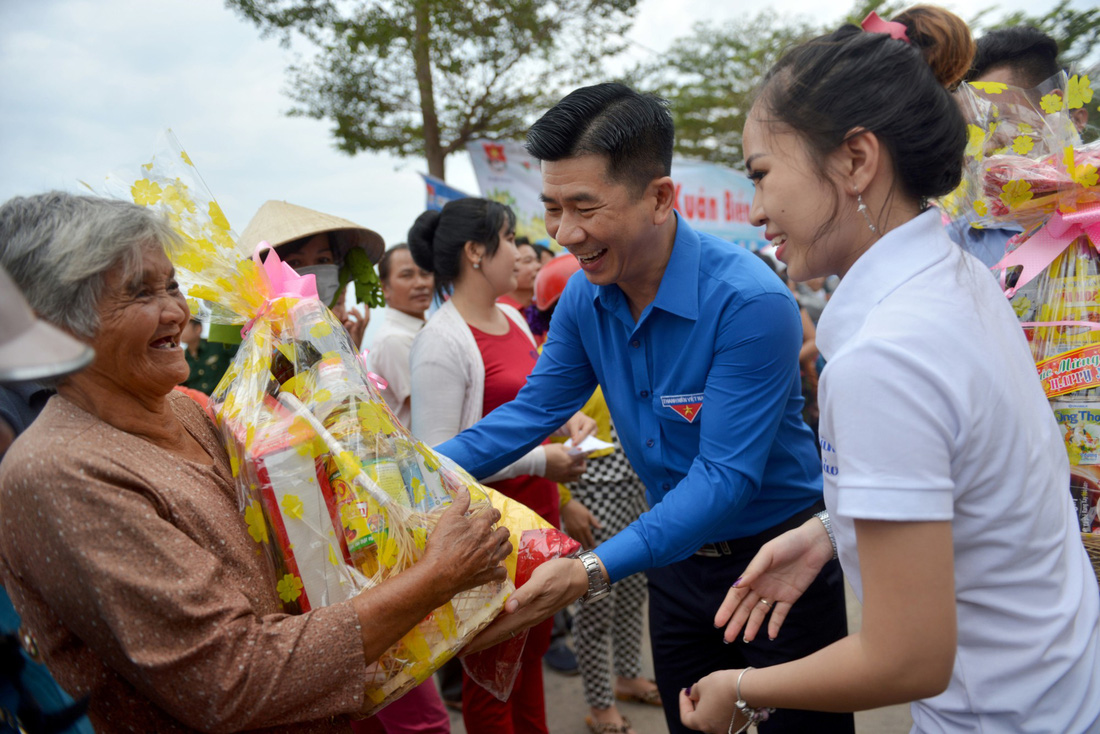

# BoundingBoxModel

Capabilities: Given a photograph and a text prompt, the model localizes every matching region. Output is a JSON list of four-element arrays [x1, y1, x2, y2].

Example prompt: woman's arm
[[410, 350, 551, 478], [410, 331, 583, 482], [2, 459, 509, 732], [681, 519, 957, 732]]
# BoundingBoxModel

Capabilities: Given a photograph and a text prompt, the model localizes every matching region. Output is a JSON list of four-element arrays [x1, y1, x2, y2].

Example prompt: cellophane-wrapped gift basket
[[100, 131, 579, 712], [949, 73, 1100, 576]]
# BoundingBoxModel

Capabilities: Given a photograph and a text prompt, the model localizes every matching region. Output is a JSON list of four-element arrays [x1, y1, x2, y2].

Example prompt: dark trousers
[[646, 508, 855, 734]]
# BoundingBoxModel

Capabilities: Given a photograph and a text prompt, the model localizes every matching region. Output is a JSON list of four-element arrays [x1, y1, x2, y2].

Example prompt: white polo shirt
[[367, 307, 425, 429], [816, 209, 1100, 733]]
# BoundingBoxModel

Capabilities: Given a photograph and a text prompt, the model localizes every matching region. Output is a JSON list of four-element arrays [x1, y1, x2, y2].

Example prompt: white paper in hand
[[562, 435, 614, 457]]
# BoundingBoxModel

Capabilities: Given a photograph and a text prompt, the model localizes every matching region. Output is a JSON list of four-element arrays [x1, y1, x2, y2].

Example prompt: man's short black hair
[[966, 27, 1060, 88], [525, 83, 674, 195]]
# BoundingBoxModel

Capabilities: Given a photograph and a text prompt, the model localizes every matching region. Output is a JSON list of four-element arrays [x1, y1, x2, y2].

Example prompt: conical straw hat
[[238, 200, 385, 264], [0, 265, 94, 383]]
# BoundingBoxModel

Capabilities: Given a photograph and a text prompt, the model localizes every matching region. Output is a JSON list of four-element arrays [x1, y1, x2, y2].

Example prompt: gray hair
[[0, 192, 180, 339]]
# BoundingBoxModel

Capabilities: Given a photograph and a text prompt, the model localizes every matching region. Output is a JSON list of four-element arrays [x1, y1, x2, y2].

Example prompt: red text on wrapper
[[1036, 343, 1100, 398]]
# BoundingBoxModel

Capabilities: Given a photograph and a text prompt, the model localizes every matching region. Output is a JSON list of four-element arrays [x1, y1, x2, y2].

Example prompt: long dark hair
[[756, 5, 973, 231], [407, 198, 516, 298]]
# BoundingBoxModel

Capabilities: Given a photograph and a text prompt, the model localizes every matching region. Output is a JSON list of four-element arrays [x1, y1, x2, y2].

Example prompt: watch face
[[579, 551, 610, 604]]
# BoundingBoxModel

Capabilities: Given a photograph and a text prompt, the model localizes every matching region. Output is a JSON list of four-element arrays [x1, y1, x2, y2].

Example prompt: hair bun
[[894, 5, 975, 89], [406, 210, 441, 273]]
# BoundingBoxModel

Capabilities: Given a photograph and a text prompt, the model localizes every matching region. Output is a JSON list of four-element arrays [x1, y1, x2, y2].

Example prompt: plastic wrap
[[104, 131, 581, 712], [952, 75, 1100, 532], [461, 526, 580, 700], [945, 72, 1089, 233]]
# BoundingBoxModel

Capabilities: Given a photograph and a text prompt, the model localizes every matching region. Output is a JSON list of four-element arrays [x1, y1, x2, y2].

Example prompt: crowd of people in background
[[1, 7, 1099, 734]]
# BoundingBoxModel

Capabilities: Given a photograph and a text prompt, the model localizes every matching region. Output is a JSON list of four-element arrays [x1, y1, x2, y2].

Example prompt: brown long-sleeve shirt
[[0, 391, 367, 732]]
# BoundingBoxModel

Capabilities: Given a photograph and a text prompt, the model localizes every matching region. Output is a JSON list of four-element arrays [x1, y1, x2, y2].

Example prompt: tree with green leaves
[[627, 12, 816, 167], [227, 0, 637, 180], [634, 0, 1099, 165]]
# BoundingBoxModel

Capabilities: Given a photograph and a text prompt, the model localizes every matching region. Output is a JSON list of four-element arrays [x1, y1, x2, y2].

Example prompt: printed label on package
[[1036, 342, 1100, 398], [1052, 400, 1100, 466]]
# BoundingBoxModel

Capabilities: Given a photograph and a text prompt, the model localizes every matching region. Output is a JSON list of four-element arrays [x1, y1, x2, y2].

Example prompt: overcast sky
[[0, 0, 1081, 247]]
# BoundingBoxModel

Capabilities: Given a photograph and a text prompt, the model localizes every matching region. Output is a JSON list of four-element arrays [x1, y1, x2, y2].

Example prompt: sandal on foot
[[614, 685, 662, 706], [585, 714, 635, 734]]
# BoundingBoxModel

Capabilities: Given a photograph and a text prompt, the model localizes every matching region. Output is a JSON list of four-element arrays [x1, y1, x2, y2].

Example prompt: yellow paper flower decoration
[[1067, 75, 1093, 110], [281, 494, 305, 520], [411, 477, 426, 504], [1040, 92, 1064, 114], [131, 179, 162, 206], [1000, 180, 1034, 209], [965, 124, 987, 158], [180, 150, 194, 166], [1011, 136, 1035, 155], [276, 574, 304, 603], [1062, 148, 1098, 187], [970, 81, 1007, 94], [161, 183, 196, 216], [1017, 122, 1034, 134], [416, 443, 440, 472], [336, 450, 363, 480], [974, 199, 988, 217], [1012, 295, 1032, 318], [208, 201, 231, 231], [244, 502, 269, 544], [1073, 164, 1099, 188]]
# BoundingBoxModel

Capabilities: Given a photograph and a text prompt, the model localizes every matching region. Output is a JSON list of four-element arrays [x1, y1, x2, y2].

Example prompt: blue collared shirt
[[437, 216, 822, 582]]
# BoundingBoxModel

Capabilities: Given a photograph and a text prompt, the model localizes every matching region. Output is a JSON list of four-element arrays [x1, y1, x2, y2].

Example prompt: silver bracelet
[[730, 667, 775, 734], [814, 510, 838, 560]]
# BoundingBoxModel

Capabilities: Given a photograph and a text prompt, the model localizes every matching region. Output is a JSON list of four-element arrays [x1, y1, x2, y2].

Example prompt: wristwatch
[[577, 550, 611, 604]]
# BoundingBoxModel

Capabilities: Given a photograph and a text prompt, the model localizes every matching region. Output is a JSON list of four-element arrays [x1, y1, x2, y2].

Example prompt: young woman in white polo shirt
[[680, 5, 1100, 734]]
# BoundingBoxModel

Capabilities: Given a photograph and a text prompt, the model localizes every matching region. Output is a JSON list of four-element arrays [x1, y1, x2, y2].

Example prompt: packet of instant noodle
[[104, 131, 581, 711]]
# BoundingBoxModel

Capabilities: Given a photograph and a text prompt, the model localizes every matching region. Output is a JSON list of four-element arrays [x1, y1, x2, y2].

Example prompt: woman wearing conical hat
[[239, 200, 386, 350]]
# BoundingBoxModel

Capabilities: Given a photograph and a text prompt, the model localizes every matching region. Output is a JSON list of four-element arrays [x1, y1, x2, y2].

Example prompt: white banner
[[466, 139, 767, 250]]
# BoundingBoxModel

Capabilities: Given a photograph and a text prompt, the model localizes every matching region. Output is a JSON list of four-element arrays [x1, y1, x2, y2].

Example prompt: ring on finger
[[758, 598, 772, 608]]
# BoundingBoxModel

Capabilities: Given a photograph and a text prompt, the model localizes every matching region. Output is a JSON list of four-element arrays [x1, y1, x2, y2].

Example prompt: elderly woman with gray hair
[[0, 191, 512, 733]]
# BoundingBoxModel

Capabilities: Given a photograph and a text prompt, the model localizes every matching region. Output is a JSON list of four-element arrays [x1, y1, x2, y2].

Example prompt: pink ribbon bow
[[860, 11, 911, 44], [241, 242, 321, 338], [994, 203, 1100, 297], [254, 242, 320, 300]]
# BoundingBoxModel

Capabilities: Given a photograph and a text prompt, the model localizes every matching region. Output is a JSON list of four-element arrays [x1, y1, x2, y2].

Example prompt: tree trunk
[[412, 0, 445, 179]]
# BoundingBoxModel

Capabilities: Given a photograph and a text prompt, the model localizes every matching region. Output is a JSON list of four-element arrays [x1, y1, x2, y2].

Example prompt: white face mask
[[296, 264, 341, 307]]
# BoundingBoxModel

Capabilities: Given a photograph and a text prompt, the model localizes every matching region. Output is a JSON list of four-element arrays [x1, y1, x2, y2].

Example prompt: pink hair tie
[[861, 11, 911, 44]]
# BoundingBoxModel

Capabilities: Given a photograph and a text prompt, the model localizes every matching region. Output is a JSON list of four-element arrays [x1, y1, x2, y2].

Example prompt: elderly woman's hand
[[423, 490, 512, 597]]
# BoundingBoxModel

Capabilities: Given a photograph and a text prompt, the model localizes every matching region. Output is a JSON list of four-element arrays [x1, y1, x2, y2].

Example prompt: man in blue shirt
[[444, 83, 851, 733]]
